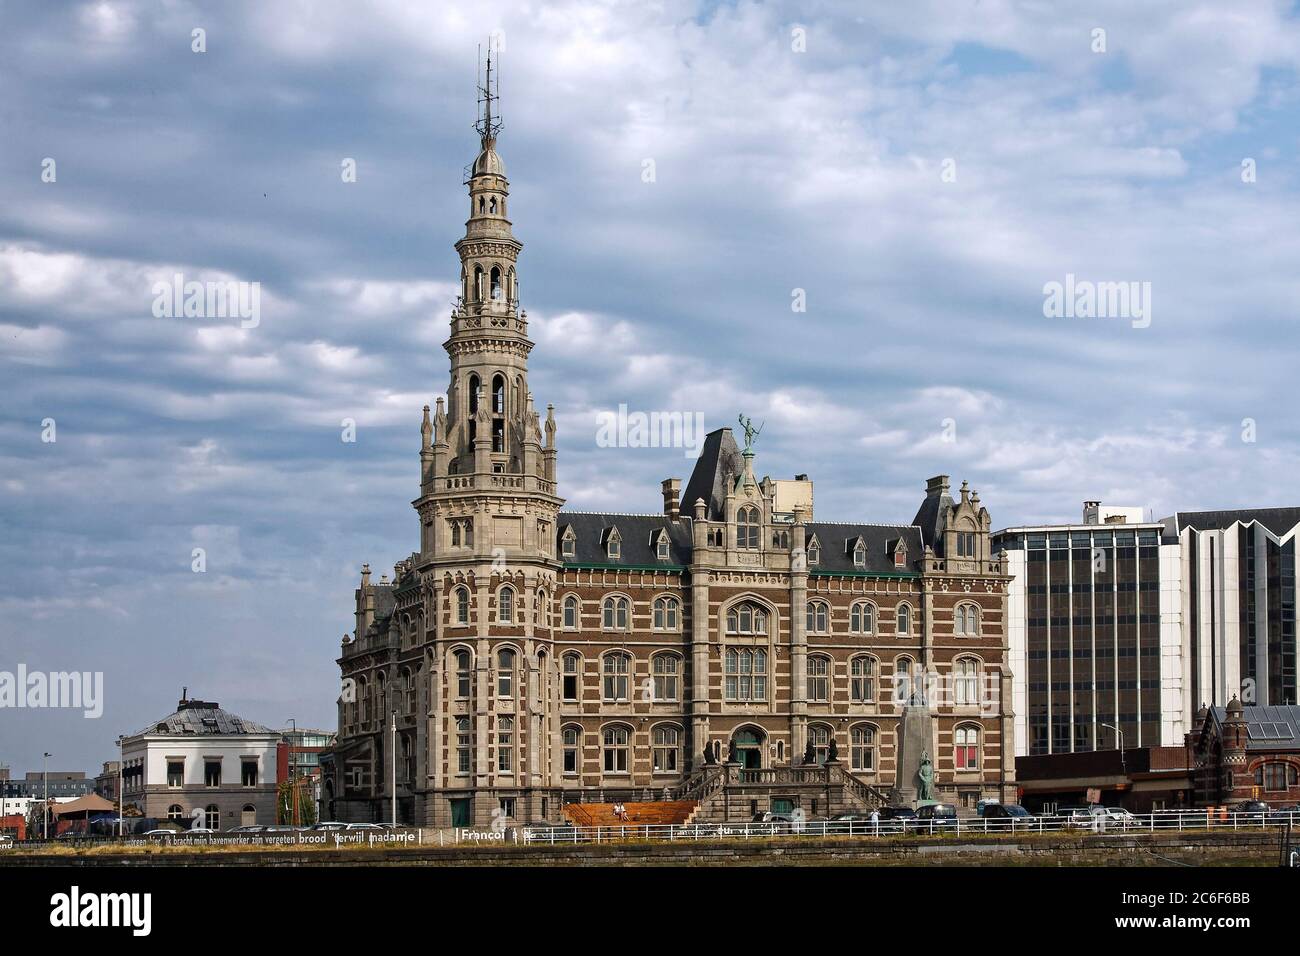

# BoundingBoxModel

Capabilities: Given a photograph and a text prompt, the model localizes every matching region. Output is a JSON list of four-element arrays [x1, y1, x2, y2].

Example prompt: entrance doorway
[[733, 728, 764, 770], [449, 797, 472, 827]]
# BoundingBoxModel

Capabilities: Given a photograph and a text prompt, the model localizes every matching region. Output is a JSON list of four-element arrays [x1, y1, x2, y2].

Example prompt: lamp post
[[43, 752, 51, 840], [116, 736, 125, 838], [287, 718, 298, 827], [390, 710, 397, 827], [1100, 723, 1126, 774]]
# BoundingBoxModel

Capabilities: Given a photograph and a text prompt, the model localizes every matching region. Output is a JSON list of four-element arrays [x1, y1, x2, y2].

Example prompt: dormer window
[[853, 539, 866, 569], [560, 527, 576, 559], [653, 530, 670, 561], [807, 536, 821, 567], [604, 527, 622, 561]]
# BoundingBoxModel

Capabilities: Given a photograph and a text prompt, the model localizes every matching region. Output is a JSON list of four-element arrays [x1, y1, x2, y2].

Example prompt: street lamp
[[43, 752, 51, 840], [1100, 723, 1125, 774], [116, 736, 125, 838], [286, 719, 298, 827]]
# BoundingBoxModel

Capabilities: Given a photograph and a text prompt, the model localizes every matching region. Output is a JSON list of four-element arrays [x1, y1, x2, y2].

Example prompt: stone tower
[[415, 45, 563, 572]]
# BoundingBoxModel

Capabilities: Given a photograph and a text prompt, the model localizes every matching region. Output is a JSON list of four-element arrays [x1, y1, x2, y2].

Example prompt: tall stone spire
[[412, 47, 562, 569]]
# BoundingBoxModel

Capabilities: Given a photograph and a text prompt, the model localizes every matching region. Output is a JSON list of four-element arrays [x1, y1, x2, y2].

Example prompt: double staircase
[[561, 763, 889, 829]]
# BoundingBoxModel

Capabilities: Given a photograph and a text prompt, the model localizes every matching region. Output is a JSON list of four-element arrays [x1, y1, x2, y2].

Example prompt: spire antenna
[[475, 36, 502, 144]]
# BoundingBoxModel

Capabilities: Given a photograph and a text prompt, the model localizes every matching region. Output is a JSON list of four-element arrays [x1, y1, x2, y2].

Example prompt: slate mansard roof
[[555, 427, 922, 574], [558, 512, 693, 566], [132, 698, 275, 738]]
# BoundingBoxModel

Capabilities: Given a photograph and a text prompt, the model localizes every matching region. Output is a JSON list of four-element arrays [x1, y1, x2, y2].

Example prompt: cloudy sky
[[3, 0, 1300, 771]]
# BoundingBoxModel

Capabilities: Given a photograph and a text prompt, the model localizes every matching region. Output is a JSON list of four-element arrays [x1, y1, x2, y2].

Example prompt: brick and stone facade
[[319, 62, 1017, 827], [1188, 698, 1300, 806]]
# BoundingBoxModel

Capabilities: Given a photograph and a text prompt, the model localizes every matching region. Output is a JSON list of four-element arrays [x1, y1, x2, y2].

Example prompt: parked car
[[230, 825, 264, 833], [975, 799, 1000, 816], [311, 821, 348, 831], [981, 803, 1033, 828], [914, 803, 959, 831], [1090, 806, 1138, 830], [1057, 806, 1096, 828], [877, 806, 918, 834], [142, 829, 175, 841], [1230, 800, 1269, 819], [826, 812, 878, 834], [344, 822, 385, 831], [1267, 804, 1300, 824]]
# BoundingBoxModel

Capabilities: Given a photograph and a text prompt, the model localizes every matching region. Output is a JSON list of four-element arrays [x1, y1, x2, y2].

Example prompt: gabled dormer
[[601, 525, 622, 561], [806, 533, 821, 567], [649, 528, 671, 562], [559, 524, 577, 560], [888, 536, 908, 569], [844, 535, 867, 569]]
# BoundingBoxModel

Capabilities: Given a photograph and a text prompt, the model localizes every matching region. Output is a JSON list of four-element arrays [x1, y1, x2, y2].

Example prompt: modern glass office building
[[1167, 508, 1300, 712], [994, 505, 1184, 757]]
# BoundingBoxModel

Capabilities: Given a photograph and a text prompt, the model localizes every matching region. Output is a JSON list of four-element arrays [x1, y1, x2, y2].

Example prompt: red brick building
[[1188, 699, 1300, 806]]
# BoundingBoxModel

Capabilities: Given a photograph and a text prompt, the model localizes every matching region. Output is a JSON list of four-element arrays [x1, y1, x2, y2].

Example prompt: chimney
[[925, 475, 950, 497], [662, 478, 681, 518]]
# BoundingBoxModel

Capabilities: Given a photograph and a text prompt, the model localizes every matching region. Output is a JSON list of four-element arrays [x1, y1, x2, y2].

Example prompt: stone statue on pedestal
[[917, 750, 936, 802]]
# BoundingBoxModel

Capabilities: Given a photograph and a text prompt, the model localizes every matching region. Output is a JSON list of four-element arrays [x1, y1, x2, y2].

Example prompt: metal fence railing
[[520, 810, 1300, 845]]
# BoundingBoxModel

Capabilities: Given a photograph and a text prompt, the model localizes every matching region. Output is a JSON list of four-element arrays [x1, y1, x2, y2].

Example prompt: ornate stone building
[[319, 61, 1017, 827]]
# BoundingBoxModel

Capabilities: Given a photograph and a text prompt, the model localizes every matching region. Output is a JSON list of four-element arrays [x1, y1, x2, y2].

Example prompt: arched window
[[204, 804, 219, 830], [562, 653, 581, 700], [490, 266, 503, 301], [956, 603, 980, 636], [456, 717, 472, 773], [497, 648, 516, 697], [1255, 762, 1299, 791], [401, 668, 415, 713], [603, 725, 630, 773], [894, 656, 913, 704], [808, 725, 831, 765], [808, 656, 830, 701], [492, 374, 506, 414], [562, 725, 581, 774], [455, 587, 470, 625], [562, 594, 579, 630], [806, 601, 829, 634], [602, 596, 630, 630], [489, 196, 498, 215], [737, 506, 760, 550], [497, 716, 514, 772], [167, 804, 184, 822], [453, 649, 472, 700], [653, 596, 679, 630], [896, 603, 912, 635], [603, 652, 630, 701], [653, 725, 680, 774], [497, 586, 515, 624], [357, 677, 369, 724], [954, 657, 980, 706], [850, 655, 876, 703], [451, 522, 461, 547], [850, 602, 875, 634], [536, 589, 549, 627], [472, 267, 483, 302], [955, 725, 980, 770], [851, 725, 877, 772], [652, 654, 679, 701], [724, 648, 767, 701], [726, 601, 768, 635]]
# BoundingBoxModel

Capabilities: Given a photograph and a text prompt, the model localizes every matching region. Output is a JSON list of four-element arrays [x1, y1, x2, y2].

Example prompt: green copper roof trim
[[561, 563, 686, 573], [809, 569, 920, 579]]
